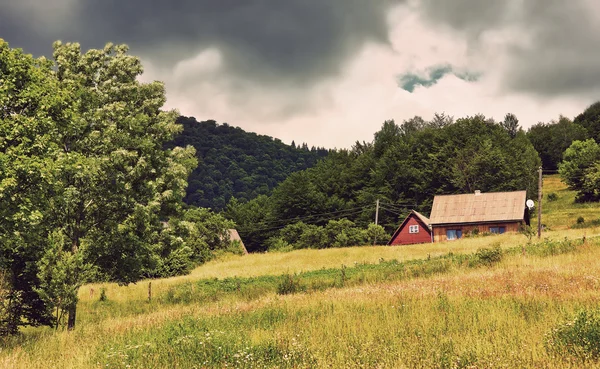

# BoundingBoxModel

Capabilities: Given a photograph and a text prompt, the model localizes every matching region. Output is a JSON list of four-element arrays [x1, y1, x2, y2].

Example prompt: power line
[[242, 205, 371, 228], [238, 208, 370, 233]]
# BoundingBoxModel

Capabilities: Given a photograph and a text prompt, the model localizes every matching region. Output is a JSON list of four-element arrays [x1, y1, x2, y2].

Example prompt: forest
[[220, 109, 600, 252], [168, 117, 328, 210]]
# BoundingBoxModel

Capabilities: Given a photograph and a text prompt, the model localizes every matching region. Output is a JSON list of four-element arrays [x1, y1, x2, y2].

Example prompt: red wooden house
[[387, 210, 432, 246]]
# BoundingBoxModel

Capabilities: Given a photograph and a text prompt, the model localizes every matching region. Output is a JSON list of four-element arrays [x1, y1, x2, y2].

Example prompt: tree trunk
[[67, 302, 76, 330]]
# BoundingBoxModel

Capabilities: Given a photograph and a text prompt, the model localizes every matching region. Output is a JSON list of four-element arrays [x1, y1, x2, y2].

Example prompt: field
[[3, 176, 600, 368]]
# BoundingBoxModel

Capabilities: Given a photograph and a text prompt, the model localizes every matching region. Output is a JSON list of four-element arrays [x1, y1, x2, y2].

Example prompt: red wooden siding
[[389, 213, 432, 246]]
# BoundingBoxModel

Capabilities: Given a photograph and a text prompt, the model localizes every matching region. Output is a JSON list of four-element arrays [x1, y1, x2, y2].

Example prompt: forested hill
[[168, 116, 330, 210]]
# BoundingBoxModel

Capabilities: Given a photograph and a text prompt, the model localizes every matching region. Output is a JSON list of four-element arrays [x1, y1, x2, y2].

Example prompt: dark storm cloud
[[0, 0, 401, 85], [418, 0, 600, 97]]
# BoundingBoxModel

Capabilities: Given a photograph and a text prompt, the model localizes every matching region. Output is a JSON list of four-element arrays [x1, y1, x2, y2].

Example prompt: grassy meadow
[[3, 175, 600, 368]]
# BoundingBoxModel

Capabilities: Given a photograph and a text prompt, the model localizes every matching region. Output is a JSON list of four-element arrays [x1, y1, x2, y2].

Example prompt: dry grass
[[4, 175, 600, 368], [5, 240, 600, 368]]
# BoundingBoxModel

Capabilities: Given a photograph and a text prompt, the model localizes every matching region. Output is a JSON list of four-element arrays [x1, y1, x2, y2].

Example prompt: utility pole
[[538, 166, 542, 238], [373, 199, 380, 245]]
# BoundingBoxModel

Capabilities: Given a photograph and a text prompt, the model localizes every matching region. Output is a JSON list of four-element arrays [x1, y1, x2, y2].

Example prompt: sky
[[2, 0, 600, 148]]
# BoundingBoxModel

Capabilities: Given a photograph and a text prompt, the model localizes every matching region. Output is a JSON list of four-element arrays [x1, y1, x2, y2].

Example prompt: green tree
[[501, 113, 520, 138], [559, 139, 600, 202], [0, 40, 197, 332], [50, 41, 197, 329], [574, 101, 600, 142], [527, 116, 588, 170], [0, 39, 63, 334]]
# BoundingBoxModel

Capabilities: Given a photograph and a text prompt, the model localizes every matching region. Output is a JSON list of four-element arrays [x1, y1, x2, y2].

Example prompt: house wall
[[390, 215, 432, 245], [432, 222, 522, 242]]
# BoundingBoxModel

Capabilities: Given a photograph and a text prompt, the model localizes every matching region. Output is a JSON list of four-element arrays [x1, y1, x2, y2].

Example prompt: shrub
[[546, 309, 600, 361], [265, 237, 294, 252], [473, 246, 503, 267], [99, 288, 108, 302], [547, 192, 559, 202], [577, 216, 585, 224], [277, 274, 304, 295]]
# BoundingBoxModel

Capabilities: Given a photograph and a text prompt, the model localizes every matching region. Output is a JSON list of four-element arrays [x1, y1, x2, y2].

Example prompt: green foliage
[[577, 216, 585, 224], [473, 246, 503, 267], [168, 117, 328, 210], [265, 220, 386, 251], [547, 192, 558, 202], [546, 309, 600, 361], [99, 288, 107, 302], [365, 223, 388, 244], [229, 114, 540, 250], [527, 116, 588, 170], [574, 101, 600, 143], [0, 39, 198, 332], [558, 139, 600, 202], [572, 218, 600, 229], [96, 314, 318, 368], [152, 208, 236, 278], [501, 113, 520, 138], [519, 225, 536, 243], [0, 38, 67, 333], [35, 230, 94, 329], [277, 274, 304, 295]]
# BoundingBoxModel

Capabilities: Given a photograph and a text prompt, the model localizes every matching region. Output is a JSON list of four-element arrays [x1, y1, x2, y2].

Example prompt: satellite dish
[[526, 199, 535, 209]]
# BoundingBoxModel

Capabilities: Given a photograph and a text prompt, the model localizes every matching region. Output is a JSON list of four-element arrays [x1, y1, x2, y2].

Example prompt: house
[[387, 210, 433, 245], [429, 190, 529, 242]]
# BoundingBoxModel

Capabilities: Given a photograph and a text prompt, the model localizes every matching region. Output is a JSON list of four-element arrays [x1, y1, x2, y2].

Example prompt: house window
[[409, 225, 419, 234], [446, 229, 463, 240], [490, 226, 506, 234]]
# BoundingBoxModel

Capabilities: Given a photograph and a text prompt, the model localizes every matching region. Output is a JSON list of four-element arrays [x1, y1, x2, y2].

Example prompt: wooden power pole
[[538, 166, 542, 238], [373, 199, 380, 245]]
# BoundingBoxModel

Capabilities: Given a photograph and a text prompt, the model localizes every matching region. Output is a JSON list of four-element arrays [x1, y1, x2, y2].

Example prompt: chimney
[[474, 190, 481, 196]]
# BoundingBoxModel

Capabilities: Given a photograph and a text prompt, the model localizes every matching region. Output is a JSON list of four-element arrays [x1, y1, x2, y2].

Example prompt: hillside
[[3, 176, 600, 368], [168, 117, 329, 210]]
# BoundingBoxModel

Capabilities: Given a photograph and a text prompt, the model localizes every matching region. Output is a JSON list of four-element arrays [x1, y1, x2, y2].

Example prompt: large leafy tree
[[0, 40, 197, 332], [49, 42, 197, 329], [527, 116, 588, 170], [0, 39, 62, 334], [559, 139, 600, 202], [574, 101, 600, 142]]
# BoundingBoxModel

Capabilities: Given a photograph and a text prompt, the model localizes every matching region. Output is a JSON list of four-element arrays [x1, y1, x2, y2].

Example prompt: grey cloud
[[417, 0, 600, 97], [0, 0, 401, 86]]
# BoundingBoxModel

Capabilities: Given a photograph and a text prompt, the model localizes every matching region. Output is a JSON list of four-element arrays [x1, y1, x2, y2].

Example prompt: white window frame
[[409, 225, 419, 234]]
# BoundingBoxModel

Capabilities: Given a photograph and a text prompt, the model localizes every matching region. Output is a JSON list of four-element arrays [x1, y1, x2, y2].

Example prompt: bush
[[473, 246, 503, 267], [546, 309, 600, 361], [99, 288, 108, 302], [265, 237, 294, 252], [547, 192, 559, 202], [577, 216, 585, 224], [277, 274, 304, 295]]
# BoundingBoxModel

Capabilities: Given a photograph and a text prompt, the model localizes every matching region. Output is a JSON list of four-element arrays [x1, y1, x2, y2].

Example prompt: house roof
[[412, 210, 431, 229], [228, 229, 248, 254], [387, 210, 432, 245], [429, 190, 527, 225]]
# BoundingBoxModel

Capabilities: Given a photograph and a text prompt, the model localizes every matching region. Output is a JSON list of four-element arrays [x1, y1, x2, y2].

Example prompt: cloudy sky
[[2, 0, 599, 148]]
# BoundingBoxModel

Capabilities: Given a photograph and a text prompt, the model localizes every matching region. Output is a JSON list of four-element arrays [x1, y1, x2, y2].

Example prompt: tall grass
[[3, 237, 600, 368], [3, 176, 600, 368]]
